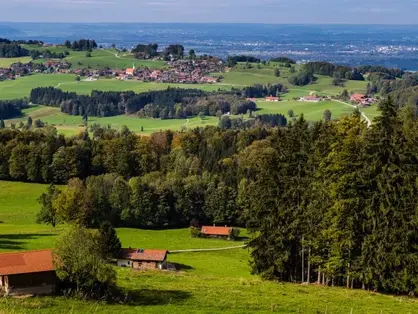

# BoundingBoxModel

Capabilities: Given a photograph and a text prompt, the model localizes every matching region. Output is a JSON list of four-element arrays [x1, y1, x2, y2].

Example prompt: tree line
[[303, 61, 365, 81], [0, 99, 28, 120], [219, 113, 287, 130], [239, 83, 287, 98], [0, 38, 43, 45], [30, 49, 69, 60], [0, 43, 29, 58], [226, 55, 261, 67], [270, 57, 296, 64], [64, 39, 97, 51], [245, 100, 418, 295], [131, 43, 184, 60], [29, 87, 257, 118]]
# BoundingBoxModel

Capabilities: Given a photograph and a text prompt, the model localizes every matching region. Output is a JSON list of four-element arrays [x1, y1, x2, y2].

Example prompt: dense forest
[[0, 43, 29, 58], [14, 98, 418, 295], [0, 99, 28, 119], [29, 87, 257, 118]]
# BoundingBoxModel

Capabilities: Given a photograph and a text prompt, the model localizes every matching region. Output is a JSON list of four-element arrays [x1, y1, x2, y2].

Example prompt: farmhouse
[[300, 96, 321, 102], [201, 226, 234, 240], [0, 250, 56, 296], [117, 248, 168, 270], [351, 93, 375, 107], [265, 96, 280, 102], [247, 98, 257, 102], [125, 68, 135, 76]]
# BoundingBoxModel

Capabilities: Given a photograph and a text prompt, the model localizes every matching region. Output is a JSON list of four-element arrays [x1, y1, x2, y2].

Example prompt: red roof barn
[[0, 250, 56, 296], [201, 226, 236, 240], [265, 96, 280, 102]]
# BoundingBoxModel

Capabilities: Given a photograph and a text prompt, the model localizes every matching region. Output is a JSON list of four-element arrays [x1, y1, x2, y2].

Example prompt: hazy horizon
[[2, 0, 417, 24]]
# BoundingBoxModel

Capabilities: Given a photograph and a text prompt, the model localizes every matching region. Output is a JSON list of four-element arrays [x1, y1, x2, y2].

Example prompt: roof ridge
[[0, 249, 53, 255]]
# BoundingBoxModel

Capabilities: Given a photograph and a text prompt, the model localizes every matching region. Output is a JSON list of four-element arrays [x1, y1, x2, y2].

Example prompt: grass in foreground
[[0, 180, 416, 313]]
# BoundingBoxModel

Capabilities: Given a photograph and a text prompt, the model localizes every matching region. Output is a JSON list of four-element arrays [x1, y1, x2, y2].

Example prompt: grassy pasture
[[19, 46, 168, 70], [0, 180, 417, 313], [0, 62, 375, 136], [256, 99, 355, 121], [0, 74, 230, 100], [4, 98, 363, 137], [0, 57, 32, 68]]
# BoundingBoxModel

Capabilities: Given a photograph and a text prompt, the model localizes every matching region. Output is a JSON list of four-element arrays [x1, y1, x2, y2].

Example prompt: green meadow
[[4, 97, 368, 136], [20, 46, 167, 70], [0, 59, 375, 136], [0, 180, 417, 313]]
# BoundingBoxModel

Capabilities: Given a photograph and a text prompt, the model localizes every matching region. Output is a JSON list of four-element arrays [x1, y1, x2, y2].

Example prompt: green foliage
[[189, 226, 203, 238], [99, 221, 122, 259], [288, 109, 295, 118], [288, 71, 317, 86], [323, 109, 332, 121], [36, 184, 61, 227], [54, 225, 116, 297]]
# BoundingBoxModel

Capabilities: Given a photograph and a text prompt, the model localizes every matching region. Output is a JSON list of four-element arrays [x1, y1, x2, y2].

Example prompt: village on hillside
[[0, 47, 224, 84]]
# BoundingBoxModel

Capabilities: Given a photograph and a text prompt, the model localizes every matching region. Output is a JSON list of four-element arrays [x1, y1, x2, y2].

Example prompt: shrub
[[190, 226, 204, 238]]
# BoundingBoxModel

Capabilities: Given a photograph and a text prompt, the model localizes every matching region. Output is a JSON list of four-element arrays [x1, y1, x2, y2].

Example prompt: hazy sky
[[2, 0, 417, 24]]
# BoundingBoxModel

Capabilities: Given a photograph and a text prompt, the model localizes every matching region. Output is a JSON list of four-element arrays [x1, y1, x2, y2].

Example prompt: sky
[[1, 0, 418, 24]]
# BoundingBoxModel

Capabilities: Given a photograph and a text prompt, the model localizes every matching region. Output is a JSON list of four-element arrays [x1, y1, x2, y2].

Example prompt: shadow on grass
[[0, 233, 56, 251], [171, 263, 194, 271], [126, 289, 191, 306]]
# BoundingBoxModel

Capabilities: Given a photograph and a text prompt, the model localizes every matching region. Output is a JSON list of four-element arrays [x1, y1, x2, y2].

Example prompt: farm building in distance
[[265, 96, 280, 102], [0, 250, 56, 296], [300, 96, 321, 102], [201, 226, 240, 240], [350, 94, 375, 107], [117, 248, 168, 270]]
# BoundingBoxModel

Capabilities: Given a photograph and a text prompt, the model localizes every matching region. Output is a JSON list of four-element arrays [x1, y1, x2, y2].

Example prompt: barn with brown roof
[[117, 248, 168, 270], [0, 250, 56, 296], [201, 226, 237, 240]]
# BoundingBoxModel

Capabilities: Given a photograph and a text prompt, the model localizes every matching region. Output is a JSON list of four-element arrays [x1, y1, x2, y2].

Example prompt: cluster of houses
[[0, 61, 72, 80], [0, 225, 237, 296], [0, 55, 224, 85], [118, 59, 224, 84], [350, 93, 376, 107]]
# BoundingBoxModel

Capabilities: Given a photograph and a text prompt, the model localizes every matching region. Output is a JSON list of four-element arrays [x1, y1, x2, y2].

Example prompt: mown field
[[0, 180, 416, 313], [5, 98, 361, 136]]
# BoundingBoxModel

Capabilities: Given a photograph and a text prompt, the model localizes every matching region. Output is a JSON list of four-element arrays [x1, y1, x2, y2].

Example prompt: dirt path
[[334, 99, 372, 127], [102, 49, 121, 59], [182, 118, 190, 128]]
